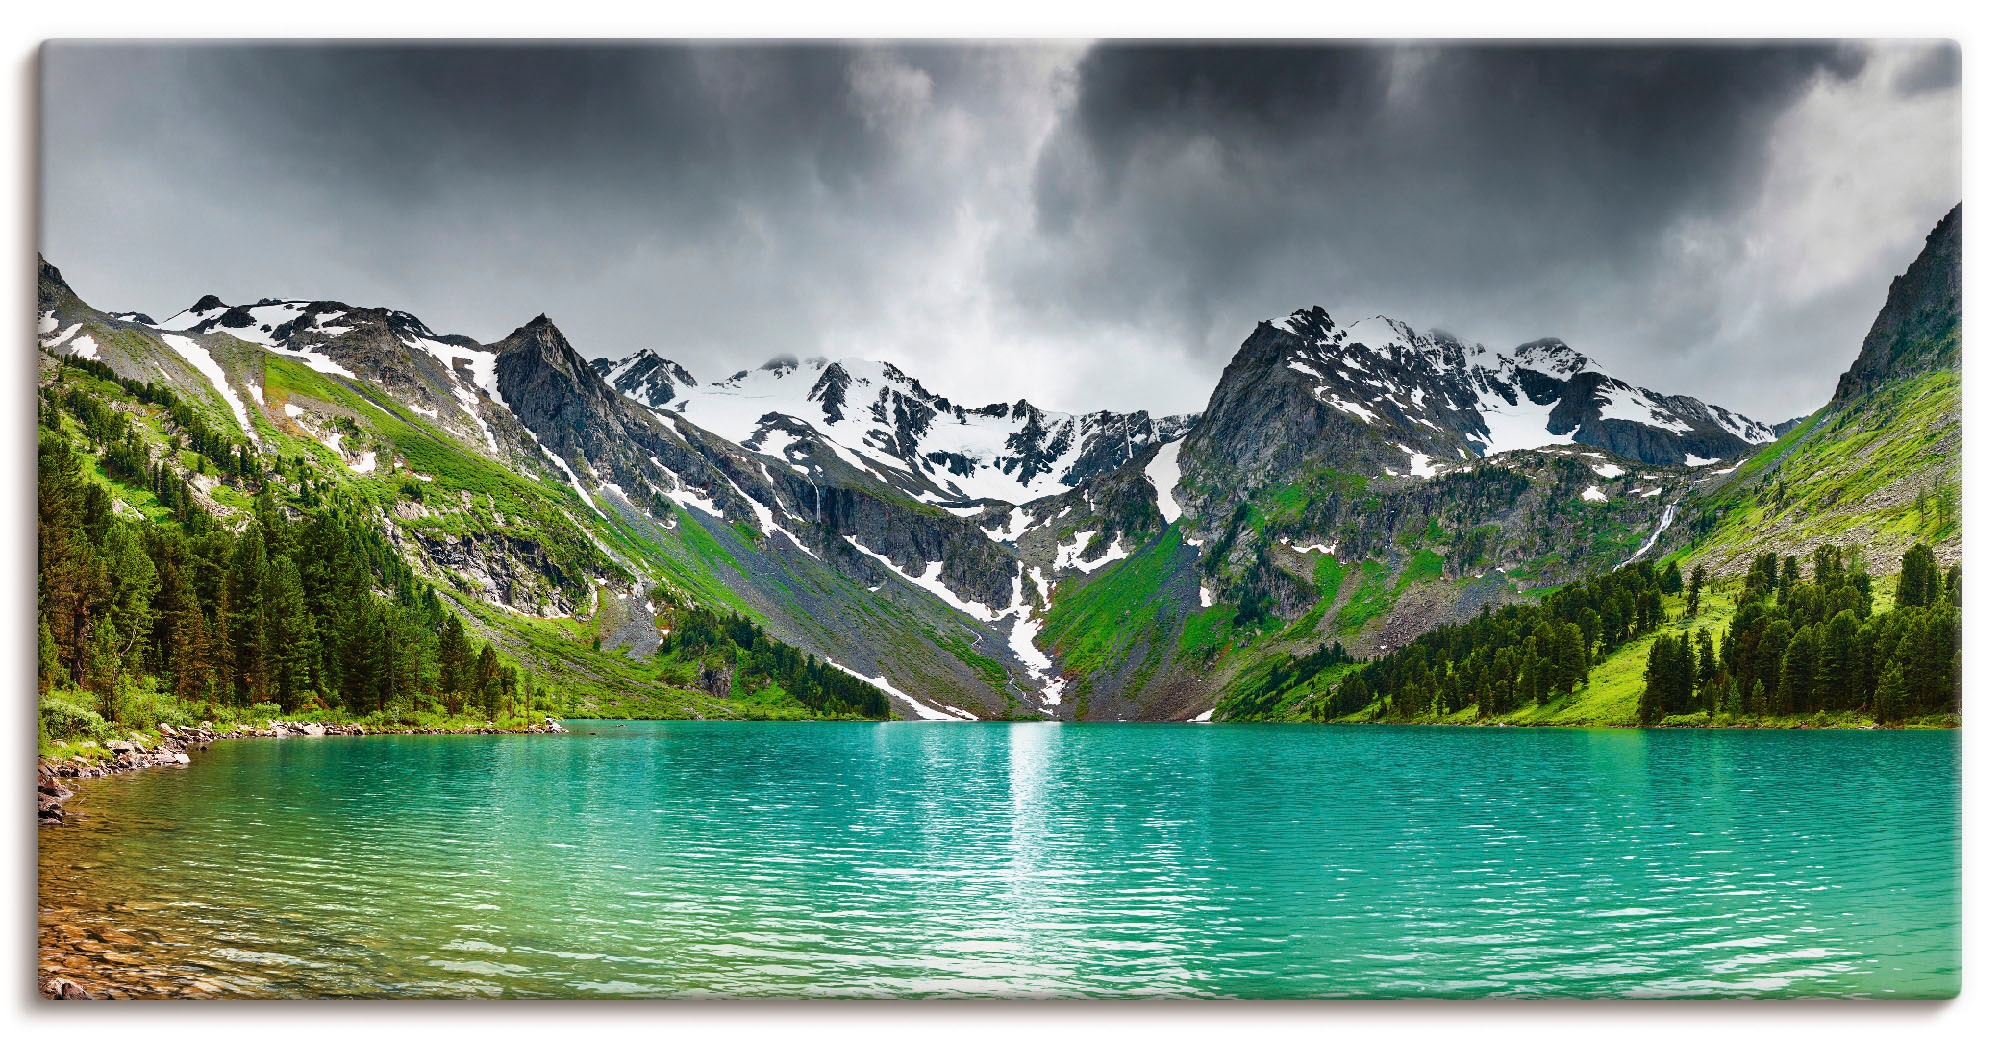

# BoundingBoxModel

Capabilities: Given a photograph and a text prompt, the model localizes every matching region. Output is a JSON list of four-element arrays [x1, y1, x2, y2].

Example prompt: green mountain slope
[[1677, 204, 1961, 575], [1216, 203, 1963, 727], [34, 261, 1036, 738]]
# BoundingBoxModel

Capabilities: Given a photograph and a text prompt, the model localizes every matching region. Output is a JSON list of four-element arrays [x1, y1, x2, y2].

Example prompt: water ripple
[[39, 723, 1959, 998]]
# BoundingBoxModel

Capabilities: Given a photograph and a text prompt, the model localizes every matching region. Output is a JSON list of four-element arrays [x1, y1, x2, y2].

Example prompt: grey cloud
[[1894, 41, 1960, 96], [40, 41, 1958, 421]]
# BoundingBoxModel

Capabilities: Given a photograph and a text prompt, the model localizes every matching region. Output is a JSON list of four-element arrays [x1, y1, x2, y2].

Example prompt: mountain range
[[34, 204, 1959, 721]]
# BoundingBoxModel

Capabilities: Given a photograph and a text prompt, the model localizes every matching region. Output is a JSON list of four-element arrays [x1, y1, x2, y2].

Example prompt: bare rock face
[[1833, 203, 1962, 406], [593, 350, 1196, 507], [1178, 309, 1776, 525]]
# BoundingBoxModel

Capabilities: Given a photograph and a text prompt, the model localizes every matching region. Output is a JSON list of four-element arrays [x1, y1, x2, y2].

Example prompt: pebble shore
[[37, 717, 566, 999]]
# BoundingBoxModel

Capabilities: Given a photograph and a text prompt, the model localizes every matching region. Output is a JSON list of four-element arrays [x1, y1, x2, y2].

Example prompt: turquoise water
[[40, 722, 1959, 998]]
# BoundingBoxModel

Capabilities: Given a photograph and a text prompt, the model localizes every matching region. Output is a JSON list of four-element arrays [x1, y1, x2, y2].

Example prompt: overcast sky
[[41, 41, 1959, 421]]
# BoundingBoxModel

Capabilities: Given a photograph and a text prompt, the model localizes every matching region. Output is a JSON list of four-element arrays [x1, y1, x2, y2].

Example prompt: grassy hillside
[[1681, 365, 1959, 576]]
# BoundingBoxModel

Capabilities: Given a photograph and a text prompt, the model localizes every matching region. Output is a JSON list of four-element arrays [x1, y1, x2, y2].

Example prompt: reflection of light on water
[[1008, 722, 1056, 881], [1002, 722, 1059, 983]]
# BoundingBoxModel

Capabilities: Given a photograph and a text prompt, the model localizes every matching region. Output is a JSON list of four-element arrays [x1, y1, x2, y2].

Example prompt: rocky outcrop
[[589, 349, 697, 408], [1833, 203, 1962, 405], [1178, 309, 1773, 529], [492, 315, 753, 525], [38, 724, 218, 824], [601, 351, 1196, 506]]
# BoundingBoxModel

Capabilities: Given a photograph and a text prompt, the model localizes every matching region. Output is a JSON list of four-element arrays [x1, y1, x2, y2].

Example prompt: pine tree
[[1640, 636, 1671, 725], [475, 643, 502, 720], [37, 617, 59, 694], [225, 530, 270, 703], [82, 621, 122, 721], [101, 523, 158, 660], [1820, 610, 1862, 711], [1897, 543, 1940, 609], [437, 610, 471, 715], [263, 556, 316, 713], [1696, 628, 1718, 698], [1778, 625, 1819, 715], [1756, 618, 1794, 710], [1874, 660, 1907, 725]]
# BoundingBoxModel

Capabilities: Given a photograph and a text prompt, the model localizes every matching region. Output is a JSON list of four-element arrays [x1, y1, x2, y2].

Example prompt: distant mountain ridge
[[590, 351, 1196, 506], [54, 201, 1926, 723], [1194, 309, 1773, 481]]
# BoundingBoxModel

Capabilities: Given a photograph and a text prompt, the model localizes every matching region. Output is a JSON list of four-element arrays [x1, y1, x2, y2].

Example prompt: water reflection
[[39, 723, 1959, 999]]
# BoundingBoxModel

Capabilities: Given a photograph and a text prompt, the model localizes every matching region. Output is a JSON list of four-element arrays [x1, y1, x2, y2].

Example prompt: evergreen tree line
[[38, 428, 547, 731], [47, 354, 261, 483], [1216, 641, 1354, 719], [1308, 562, 1671, 721], [660, 607, 891, 718], [1642, 544, 1960, 724]]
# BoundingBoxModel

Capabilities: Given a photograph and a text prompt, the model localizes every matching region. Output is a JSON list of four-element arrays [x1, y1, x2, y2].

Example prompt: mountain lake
[[39, 721, 1959, 999]]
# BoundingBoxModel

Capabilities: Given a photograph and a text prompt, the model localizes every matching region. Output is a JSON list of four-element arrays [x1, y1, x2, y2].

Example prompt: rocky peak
[[590, 349, 698, 409], [495, 314, 591, 383], [1833, 203, 1961, 405], [1182, 308, 1778, 512], [1511, 337, 1599, 379], [37, 255, 82, 314]]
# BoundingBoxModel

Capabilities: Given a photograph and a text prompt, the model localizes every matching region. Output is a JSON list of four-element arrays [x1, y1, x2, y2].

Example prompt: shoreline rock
[[37, 718, 566, 826]]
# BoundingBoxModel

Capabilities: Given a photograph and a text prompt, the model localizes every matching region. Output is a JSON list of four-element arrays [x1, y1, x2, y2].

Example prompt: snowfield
[[162, 334, 255, 441], [1145, 439, 1184, 523], [613, 354, 1188, 506]]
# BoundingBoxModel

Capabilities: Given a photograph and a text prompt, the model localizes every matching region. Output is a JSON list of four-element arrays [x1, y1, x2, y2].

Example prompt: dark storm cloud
[[1006, 42, 1937, 416], [40, 41, 1958, 419]]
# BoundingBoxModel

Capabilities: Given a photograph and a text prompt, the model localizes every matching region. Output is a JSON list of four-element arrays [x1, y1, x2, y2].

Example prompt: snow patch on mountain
[[43, 323, 80, 351], [1053, 530, 1128, 573], [522, 427, 603, 517], [827, 661, 971, 721], [603, 353, 1191, 505], [843, 535, 1005, 623], [162, 334, 255, 441], [1145, 440, 1184, 523], [1270, 308, 1778, 467]]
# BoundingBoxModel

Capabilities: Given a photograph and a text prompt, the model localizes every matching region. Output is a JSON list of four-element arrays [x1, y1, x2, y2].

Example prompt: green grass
[[1177, 601, 1240, 659], [1334, 560, 1391, 633], [1393, 549, 1445, 593], [1044, 524, 1185, 678], [1689, 368, 1959, 569], [1280, 555, 1349, 641]]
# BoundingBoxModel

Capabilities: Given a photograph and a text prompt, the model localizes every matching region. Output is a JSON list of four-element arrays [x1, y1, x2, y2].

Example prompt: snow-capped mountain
[[589, 351, 1196, 506], [1271, 308, 1774, 467], [1178, 307, 1773, 507], [118, 293, 521, 455], [592, 349, 697, 409]]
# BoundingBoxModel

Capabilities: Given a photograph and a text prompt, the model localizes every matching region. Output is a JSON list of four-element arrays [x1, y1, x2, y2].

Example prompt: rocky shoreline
[[38, 718, 566, 826], [38, 717, 567, 999]]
